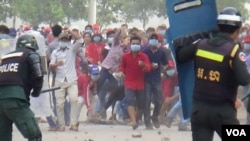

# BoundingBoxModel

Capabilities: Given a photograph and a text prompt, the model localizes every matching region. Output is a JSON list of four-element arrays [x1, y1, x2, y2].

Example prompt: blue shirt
[[143, 47, 167, 83]]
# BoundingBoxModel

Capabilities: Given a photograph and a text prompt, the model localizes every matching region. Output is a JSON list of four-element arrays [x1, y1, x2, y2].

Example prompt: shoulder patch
[[238, 52, 246, 62]]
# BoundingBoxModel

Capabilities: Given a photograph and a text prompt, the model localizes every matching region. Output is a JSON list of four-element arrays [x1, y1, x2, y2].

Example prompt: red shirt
[[120, 52, 151, 90], [77, 73, 90, 97], [85, 42, 105, 65]]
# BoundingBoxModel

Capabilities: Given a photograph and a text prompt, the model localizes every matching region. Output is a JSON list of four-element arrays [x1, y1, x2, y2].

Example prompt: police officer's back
[[0, 34, 43, 141], [176, 7, 250, 141]]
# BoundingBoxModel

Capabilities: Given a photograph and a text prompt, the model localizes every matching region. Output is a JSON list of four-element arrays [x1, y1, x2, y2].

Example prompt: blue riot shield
[[166, 0, 217, 119]]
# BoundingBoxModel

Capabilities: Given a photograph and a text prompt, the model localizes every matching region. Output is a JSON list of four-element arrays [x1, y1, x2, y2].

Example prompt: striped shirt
[[101, 29, 126, 73]]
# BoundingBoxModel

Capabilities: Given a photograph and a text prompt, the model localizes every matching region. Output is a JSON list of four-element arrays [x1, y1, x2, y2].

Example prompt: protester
[[49, 28, 83, 131], [119, 36, 151, 130]]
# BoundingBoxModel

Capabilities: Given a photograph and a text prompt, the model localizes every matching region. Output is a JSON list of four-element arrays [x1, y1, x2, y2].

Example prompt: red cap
[[93, 23, 100, 29], [23, 25, 31, 31], [44, 26, 51, 33]]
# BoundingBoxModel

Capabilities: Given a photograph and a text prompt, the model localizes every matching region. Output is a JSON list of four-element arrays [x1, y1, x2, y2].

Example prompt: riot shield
[[0, 38, 16, 64], [166, 0, 217, 119], [22, 31, 48, 74]]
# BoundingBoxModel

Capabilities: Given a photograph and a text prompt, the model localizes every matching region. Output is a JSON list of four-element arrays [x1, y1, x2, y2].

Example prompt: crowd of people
[[0, 22, 186, 133], [1, 6, 250, 141]]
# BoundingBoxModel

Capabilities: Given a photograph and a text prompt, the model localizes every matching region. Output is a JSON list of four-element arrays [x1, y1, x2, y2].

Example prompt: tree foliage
[[96, 0, 123, 26], [1, 0, 87, 26], [61, 0, 87, 25], [122, 0, 163, 29], [0, 0, 14, 22], [12, 0, 65, 26], [1, 0, 250, 28], [95, 0, 165, 29]]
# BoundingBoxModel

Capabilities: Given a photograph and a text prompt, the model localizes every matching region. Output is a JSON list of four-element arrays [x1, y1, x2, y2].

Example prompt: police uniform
[[176, 7, 250, 141], [0, 35, 43, 141]]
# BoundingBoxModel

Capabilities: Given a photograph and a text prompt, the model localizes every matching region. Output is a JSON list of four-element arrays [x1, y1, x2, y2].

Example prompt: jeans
[[118, 98, 128, 120], [97, 68, 118, 94], [167, 98, 189, 128], [144, 81, 163, 124], [96, 79, 112, 114], [95, 92, 109, 119], [96, 68, 118, 112]]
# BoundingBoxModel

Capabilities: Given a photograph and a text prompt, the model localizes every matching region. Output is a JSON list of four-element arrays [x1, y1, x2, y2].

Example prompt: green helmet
[[16, 34, 38, 50]]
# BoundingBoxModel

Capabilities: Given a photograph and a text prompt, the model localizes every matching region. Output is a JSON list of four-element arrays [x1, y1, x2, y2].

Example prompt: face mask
[[244, 43, 250, 51], [91, 75, 99, 81], [59, 41, 69, 48], [86, 29, 93, 34], [163, 39, 168, 44], [241, 31, 247, 37], [160, 30, 166, 35], [166, 69, 175, 77], [93, 36, 101, 42], [149, 39, 158, 47], [108, 37, 114, 44], [130, 44, 141, 52]]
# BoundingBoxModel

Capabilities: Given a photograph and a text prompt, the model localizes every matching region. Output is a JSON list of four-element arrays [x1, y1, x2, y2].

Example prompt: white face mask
[[59, 41, 69, 48]]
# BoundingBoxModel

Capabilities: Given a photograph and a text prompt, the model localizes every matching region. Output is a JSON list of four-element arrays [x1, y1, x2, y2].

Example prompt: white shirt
[[50, 38, 83, 83]]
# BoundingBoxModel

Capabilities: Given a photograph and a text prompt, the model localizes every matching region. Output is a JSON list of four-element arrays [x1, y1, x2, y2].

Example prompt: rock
[[132, 132, 142, 138], [161, 137, 170, 141]]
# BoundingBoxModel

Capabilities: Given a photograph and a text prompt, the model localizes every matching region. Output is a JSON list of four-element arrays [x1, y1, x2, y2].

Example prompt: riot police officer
[[176, 7, 250, 141], [0, 34, 44, 141]]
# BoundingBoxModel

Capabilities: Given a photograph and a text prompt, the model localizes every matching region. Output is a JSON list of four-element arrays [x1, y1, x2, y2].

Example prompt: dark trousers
[[191, 100, 239, 141], [96, 68, 118, 113], [97, 67, 118, 93], [144, 81, 163, 125], [0, 99, 42, 141]]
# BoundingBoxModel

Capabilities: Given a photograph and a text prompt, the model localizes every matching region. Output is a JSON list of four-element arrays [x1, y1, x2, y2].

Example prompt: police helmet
[[217, 7, 242, 27], [16, 34, 38, 50]]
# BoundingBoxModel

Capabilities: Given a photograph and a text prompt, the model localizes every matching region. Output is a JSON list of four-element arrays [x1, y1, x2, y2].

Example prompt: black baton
[[40, 87, 61, 93], [241, 93, 250, 101]]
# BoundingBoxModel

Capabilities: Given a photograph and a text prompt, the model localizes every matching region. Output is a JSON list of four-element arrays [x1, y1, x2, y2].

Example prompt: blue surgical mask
[[108, 37, 114, 44], [130, 44, 141, 52], [91, 75, 99, 81], [93, 36, 101, 42], [59, 41, 69, 48], [166, 69, 175, 77], [149, 39, 158, 47]]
